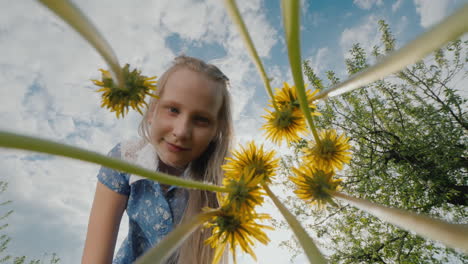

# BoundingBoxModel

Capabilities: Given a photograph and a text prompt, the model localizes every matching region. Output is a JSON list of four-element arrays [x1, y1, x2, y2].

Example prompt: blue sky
[[0, 0, 466, 263]]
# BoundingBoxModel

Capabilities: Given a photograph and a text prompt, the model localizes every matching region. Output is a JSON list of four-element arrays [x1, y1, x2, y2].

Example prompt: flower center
[[274, 109, 295, 129], [217, 214, 241, 232], [318, 139, 337, 159], [307, 170, 334, 197], [247, 162, 266, 177], [229, 180, 250, 203]]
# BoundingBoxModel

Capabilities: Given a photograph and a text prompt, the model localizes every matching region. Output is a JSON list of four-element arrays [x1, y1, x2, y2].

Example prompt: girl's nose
[[172, 116, 192, 140]]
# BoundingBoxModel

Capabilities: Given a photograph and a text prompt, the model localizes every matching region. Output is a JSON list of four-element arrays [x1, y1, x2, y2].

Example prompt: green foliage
[[0, 181, 12, 264], [278, 20, 467, 263], [377, 20, 395, 54], [303, 61, 324, 91], [10, 254, 60, 264]]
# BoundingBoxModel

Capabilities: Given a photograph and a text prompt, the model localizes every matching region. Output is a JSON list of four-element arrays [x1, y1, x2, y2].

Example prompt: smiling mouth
[[165, 141, 190, 152]]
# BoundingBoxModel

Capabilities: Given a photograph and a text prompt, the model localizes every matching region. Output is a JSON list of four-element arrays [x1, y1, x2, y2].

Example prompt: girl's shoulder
[[98, 138, 156, 195], [120, 138, 156, 167], [120, 138, 158, 185], [105, 138, 147, 160], [120, 138, 147, 161]]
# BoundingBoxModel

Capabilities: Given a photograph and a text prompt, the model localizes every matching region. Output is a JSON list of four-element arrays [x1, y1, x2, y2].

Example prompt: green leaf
[[135, 211, 216, 264], [263, 183, 327, 264], [334, 192, 468, 252], [281, 0, 320, 142], [0, 131, 229, 193], [223, 0, 278, 110]]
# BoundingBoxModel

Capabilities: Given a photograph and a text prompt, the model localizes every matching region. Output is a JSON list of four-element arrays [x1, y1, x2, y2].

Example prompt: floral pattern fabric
[[97, 141, 188, 264]]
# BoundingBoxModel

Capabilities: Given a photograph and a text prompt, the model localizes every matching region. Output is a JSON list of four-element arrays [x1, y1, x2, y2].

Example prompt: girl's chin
[[159, 155, 188, 170]]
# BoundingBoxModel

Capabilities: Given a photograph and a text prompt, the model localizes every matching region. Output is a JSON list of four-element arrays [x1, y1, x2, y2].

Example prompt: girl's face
[[148, 68, 222, 169]]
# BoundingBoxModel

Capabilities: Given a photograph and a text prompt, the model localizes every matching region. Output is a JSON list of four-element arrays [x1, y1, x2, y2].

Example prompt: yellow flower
[[219, 168, 265, 215], [204, 208, 272, 264], [302, 129, 352, 171], [290, 165, 341, 208], [262, 107, 308, 145], [262, 82, 321, 146], [222, 142, 279, 184], [274, 82, 319, 114], [92, 64, 158, 118]]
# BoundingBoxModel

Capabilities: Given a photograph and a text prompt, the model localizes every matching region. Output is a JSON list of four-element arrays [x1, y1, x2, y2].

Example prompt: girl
[[82, 55, 233, 264]]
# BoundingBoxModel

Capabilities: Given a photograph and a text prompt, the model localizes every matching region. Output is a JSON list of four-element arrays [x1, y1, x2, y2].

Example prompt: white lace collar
[[121, 139, 189, 185]]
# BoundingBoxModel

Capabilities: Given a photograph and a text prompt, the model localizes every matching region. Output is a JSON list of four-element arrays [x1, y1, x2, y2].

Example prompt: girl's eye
[[168, 107, 179, 114], [194, 116, 210, 126]]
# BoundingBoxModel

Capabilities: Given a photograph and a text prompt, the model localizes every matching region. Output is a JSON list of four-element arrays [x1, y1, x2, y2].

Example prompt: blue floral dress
[[97, 140, 188, 264]]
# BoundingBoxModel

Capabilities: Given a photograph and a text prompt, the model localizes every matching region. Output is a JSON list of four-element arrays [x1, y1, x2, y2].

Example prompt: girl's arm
[[82, 182, 128, 264]]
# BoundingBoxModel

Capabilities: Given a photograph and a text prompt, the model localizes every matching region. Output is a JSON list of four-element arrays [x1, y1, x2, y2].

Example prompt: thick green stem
[[312, 3, 468, 101], [0, 131, 229, 193], [135, 210, 218, 264], [224, 0, 278, 111], [333, 192, 468, 252], [263, 183, 327, 263], [38, 0, 125, 89], [281, 0, 320, 143]]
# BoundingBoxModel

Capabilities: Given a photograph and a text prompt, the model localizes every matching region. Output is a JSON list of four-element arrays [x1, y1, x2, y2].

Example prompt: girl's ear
[[147, 113, 152, 125], [147, 103, 156, 124], [211, 130, 221, 144]]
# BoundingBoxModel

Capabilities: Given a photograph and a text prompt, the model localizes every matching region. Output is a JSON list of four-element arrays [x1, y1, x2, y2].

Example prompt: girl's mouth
[[166, 141, 189, 152]]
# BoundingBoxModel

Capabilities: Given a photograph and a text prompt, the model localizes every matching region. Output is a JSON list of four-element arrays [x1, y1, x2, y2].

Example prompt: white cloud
[[225, 0, 278, 58], [392, 0, 404, 12], [310, 12, 324, 27], [353, 0, 383, 10], [395, 15, 409, 40], [301, 0, 311, 16], [305, 47, 331, 75], [413, 0, 452, 28], [268, 64, 293, 89], [214, 55, 257, 121], [155, 0, 233, 46], [1, 155, 99, 262], [340, 15, 381, 59]]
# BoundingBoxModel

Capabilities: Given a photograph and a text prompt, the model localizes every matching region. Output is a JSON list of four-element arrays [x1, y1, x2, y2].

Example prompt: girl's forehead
[[160, 68, 223, 115]]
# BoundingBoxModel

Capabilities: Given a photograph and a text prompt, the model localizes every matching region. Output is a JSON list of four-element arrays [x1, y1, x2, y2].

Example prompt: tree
[[0, 181, 60, 264], [0, 181, 13, 263], [276, 20, 467, 263]]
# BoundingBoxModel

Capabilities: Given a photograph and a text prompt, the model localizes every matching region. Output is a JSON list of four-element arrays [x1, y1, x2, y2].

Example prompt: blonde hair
[[138, 55, 233, 264]]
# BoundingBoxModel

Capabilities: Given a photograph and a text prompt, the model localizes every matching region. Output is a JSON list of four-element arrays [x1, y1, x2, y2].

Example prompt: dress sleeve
[[97, 143, 130, 195]]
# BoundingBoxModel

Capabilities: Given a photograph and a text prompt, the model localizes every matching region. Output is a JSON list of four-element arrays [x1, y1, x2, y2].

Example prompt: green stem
[[135, 210, 218, 264], [263, 183, 327, 263], [281, 0, 320, 143], [224, 0, 278, 111], [0, 131, 229, 193], [38, 0, 125, 89], [333, 192, 468, 252], [312, 3, 468, 101]]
